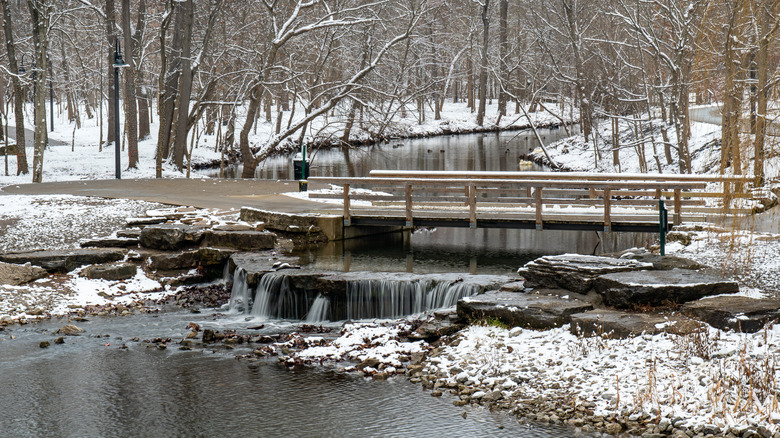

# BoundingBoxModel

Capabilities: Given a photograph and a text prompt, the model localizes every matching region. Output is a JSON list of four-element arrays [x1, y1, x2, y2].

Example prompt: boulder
[[200, 230, 276, 251], [594, 269, 739, 308], [139, 224, 206, 250], [0, 249, 126, 273], [457, 291, 593, 330], [80, 237, 139, 248], [145, 250, 200, 271], [57, 324, 85, 336], [0, 261, 48, 285], [518, 254, 652, 293], [681, 295, 780, 333], [228, 252, 302, 286], [80, 262, 137, 281], [570, 310, 704, 338], [197, 248, 237, 266]]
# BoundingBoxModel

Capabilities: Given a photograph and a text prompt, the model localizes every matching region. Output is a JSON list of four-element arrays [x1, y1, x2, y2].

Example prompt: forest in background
[[0, 0, 778, 184]]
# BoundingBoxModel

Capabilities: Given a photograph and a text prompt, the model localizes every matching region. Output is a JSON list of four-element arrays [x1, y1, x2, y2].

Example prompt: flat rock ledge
[[80, 237, 139, 248], [518, 254, 652, 293], [570, 310, 704, 338], [80, 262, 137, 281], [0, 249, 126, 273], [595, 269, 739, 308], [0, 261, 48, 285], [681, 295, 780, 333], [457, 291, 593, 330]]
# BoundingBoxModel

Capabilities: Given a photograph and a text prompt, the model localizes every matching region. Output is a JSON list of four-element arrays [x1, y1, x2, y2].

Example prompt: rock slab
[[80, 262, 137, 281], [570, 310, 703, 339], [0, 261, 48, 285], [139, 224, 206, 250], [681, 295, 780, 333], [457, 291, 593, 330], [0, 249, 126, 273], [80, 237, 139, 248], [200, 231, 275, 251], [518, 254, 652, 293], [595, 269, 739, 308]]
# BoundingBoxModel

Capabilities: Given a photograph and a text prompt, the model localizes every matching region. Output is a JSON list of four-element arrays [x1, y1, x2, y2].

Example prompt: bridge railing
[[306, 173, 748, 232]]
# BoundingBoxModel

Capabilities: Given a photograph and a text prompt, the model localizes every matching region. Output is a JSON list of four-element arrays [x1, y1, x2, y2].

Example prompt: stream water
[[0, 314, 595, 437], [2, 128, 632, 436]]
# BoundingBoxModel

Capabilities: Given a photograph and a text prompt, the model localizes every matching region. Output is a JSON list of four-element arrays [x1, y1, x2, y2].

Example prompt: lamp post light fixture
[[18, 54, 26, 74], [112, 37, 129, 179]]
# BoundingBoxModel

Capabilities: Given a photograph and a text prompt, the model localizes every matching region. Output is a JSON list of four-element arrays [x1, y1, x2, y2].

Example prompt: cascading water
[[228, 269, 505, 321], [338, 278, 480, 320], [305, 294, 330, 323], [228, 268, 253, 313], [250, 272, 316, 320]]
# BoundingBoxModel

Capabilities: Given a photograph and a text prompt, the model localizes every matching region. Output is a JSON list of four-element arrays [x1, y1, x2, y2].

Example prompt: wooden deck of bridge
[[308, 171, 756, 234]]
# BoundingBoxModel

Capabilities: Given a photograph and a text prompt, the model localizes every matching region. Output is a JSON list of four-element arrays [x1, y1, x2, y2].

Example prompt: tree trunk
[[171, 0, 194, 170], [104, 0, 117, 145], [121, 0, 139, 168], [1, 0, 29, 175], [157, 1, 182, 164], [27, 0, 50, 183], [497, 0, 508, 117], [754, 0, 775, 185], [476, 0, 489, 126], [134, 0, 150, 140]]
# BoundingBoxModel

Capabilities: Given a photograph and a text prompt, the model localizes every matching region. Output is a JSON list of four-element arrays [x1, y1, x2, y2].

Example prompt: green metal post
[[659, 199, 666, 256], [299, 144, 308, 192]]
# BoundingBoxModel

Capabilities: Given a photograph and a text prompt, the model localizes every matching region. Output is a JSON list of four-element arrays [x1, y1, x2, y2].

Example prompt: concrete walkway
[[0, 178, 337, 214], [4, 126, 69, 147]]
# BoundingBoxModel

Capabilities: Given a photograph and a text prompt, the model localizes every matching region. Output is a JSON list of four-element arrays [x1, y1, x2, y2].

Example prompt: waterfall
[[338, 278, 480, 320], [305, 294, 330, 323], [250, 272, 315, 320], [229, 269, 494, 321], [228, 268, 253, 313]]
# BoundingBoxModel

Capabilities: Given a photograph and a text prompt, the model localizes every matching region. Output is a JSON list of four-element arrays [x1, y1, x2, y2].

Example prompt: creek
[[2, 128, 635, 436]]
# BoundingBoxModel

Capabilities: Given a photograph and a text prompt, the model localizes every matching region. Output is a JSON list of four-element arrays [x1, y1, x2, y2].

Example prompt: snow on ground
[[426, 324, 780, 433], [0, 194, 161, 252], [0, 100, 568, 188]]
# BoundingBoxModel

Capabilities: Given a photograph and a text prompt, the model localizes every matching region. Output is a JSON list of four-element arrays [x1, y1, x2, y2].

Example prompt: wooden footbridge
[[308, 171, 756, 234]]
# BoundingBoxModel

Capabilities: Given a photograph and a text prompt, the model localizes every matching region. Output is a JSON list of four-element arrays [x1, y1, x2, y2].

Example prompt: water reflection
[[293, 228, 654, 275], [0, 315, 594, 438], [212, 128, 570, 179]]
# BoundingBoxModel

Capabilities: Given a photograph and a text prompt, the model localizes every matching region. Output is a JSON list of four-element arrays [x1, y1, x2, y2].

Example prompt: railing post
[[534, 187, 543, 230], [603, 188, 611, 233], [659, 199, 667, 256], [468, 185, 477, 228], [405, 184, 413, 227], [343, 183, 351, 226], [673, 188, 681, 225]]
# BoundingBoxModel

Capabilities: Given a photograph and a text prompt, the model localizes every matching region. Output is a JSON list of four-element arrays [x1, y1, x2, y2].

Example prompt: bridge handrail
[[307, 174, 732, 231], [368, 170, 755, 184]]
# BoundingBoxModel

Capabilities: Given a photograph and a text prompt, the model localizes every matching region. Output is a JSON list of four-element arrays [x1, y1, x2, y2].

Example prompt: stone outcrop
[[228, 252, 300, 286], [126, 217, 167, 227], [139, 224, 207, 250], [143, 248, 236, 272], [457, 291, 593, 330], [594, 269, 739, 308], [518, 254, 653, 293], [200, 230, 275, 251], [0, 261, 48, 285], [0, 249, 126, 273], [80, 262, 137, 281], [570, 310, 704, 338], [681, 295, 780, 333], [80, 237, 139, 248]]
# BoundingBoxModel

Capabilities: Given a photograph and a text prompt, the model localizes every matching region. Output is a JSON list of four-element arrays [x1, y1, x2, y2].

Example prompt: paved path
[[0, 178, 337, 214], [4, 126, 69, 147]]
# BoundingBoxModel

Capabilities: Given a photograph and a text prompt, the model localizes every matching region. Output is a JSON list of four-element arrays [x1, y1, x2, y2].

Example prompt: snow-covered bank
[[0, 100, 571, 187], [283, 316, 780, 437]]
